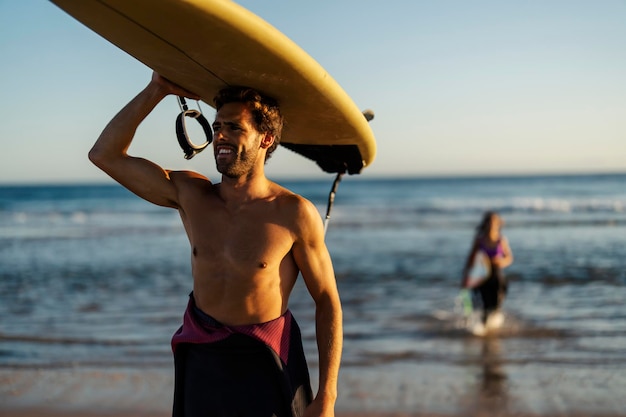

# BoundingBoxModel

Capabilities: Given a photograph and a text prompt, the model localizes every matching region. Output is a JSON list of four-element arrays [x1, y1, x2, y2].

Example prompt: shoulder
[[272, 184, 322, 233], [167, 170, 216, 203], [168, 170, 213, 191], [168, 170, 210, 183], [273, 185, 317, 216]]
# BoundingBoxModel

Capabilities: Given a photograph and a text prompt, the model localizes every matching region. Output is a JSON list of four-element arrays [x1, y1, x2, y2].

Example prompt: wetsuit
[[474, 239, 508, 322], [171, 294, 313, 417]]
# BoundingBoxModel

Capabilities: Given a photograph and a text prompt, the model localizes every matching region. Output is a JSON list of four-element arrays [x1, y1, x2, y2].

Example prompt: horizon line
[[1, 170, 625, 187]]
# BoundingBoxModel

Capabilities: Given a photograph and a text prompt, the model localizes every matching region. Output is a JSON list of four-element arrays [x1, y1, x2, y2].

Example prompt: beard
[[216, 147, 258, 178]]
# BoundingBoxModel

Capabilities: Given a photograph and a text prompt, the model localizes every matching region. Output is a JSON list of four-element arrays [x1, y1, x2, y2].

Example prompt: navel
[[192, 247, 198, 257], [258, 261, 268, 269]]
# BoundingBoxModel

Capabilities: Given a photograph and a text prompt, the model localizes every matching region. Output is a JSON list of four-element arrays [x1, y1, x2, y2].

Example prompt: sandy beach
[[3, 411, 625, 417], [2, 364, 625, 417]]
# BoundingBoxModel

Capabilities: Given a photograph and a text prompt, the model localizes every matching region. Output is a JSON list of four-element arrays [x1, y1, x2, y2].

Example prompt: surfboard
[[458, 250, 492, 335], [50, 0, 376, 175], [466, 250, 491, 288]]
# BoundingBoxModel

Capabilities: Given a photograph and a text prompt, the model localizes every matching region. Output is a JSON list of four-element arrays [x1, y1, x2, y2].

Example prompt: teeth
[[218, 148, 232, 154]]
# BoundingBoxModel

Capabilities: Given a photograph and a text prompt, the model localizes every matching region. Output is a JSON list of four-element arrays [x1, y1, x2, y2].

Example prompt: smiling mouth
[[216, 146, 236, 159]]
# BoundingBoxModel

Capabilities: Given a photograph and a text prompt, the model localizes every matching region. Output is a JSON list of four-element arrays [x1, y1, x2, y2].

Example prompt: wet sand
[[0, 408, 624, 417], [2, 363, 625, 417]]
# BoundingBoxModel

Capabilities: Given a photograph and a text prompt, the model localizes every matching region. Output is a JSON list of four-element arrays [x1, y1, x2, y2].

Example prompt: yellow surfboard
[[50, 0, 376, 174]]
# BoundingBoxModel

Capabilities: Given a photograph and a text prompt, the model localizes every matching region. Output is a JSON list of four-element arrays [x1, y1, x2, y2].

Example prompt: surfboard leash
[[323, 173, 344, 236], [322, 109, 374, 236], [176, 97, 213, 160]]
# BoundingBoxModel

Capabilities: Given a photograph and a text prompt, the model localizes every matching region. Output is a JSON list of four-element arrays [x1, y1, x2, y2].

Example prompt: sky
[[1, 0, 625, 184]]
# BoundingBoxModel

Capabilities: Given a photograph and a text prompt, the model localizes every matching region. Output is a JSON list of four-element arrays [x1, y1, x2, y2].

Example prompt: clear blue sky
[[1, 0, 625, 184]]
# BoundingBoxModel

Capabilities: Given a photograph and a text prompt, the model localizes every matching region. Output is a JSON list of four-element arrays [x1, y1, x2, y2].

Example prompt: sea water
[[1, 174, 626, 413]]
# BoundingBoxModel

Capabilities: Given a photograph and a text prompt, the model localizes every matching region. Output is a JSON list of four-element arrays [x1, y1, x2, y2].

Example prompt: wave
[[2, 180, 625, 236], [3, 199, 624, 232], [0, 333, 147, 346], [336, 195, 626, 215], [329, 208, 626, 231], [0, 207, 184, 241]]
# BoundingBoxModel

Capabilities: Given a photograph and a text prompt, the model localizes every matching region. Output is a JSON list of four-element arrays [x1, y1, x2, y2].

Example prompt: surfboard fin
[[281, 109, 374, 175]]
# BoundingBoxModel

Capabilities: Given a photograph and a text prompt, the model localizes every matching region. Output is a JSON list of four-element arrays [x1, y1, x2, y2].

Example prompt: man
[[89, 72, 343, 417]]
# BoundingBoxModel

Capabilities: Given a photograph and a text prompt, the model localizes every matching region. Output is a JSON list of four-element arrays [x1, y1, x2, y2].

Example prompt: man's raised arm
[[88, 73, 200, 208]]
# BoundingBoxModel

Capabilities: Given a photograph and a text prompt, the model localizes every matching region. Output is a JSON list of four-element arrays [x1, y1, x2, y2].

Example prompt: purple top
[[479, 238, 504, 259]]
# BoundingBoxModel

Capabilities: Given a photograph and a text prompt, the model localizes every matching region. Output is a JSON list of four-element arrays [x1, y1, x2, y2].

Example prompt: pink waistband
[[171, 295, 293, 364]]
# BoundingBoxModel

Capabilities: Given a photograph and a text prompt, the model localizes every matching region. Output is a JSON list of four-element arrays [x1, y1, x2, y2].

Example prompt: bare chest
[[182, 201, 295, 274]]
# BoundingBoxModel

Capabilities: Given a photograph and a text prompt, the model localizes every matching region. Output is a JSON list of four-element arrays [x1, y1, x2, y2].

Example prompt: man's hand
[[303, 397, 334, 417], [151, 72, 201, 100]]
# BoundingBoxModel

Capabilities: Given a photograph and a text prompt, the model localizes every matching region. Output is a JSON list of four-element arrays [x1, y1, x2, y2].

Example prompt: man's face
[[212, 102, 264, 178]]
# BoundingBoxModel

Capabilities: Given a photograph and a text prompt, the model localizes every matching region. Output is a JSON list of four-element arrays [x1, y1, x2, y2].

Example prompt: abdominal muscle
[[190, 248, 300, 326]]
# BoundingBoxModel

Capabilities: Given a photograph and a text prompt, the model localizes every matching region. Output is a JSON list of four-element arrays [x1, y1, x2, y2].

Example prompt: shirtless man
[[89, 72, 343, 417]]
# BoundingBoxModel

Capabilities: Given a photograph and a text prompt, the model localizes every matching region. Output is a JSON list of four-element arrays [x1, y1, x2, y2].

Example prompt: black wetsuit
[[474, 240, 508, 322], [171, 294, 313, 417], [475, 263, 507, 320]]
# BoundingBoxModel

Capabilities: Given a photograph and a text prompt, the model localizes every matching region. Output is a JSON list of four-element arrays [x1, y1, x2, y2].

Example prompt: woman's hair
[[213, 86, 283, 161], [476, 211, 499, 238]]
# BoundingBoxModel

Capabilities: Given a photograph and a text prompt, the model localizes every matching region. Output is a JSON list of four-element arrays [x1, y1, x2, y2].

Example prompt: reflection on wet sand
[[462, 336, 511, 415], [479, 337, 509, 408]]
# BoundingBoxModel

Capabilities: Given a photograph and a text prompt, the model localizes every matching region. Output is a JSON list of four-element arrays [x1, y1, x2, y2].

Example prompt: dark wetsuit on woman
[[474, 239, 508, 322], [171, 294, 313, 417]]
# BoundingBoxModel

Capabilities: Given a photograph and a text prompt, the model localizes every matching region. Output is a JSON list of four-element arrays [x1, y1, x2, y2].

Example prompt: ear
[[260, 133, 275, 149]]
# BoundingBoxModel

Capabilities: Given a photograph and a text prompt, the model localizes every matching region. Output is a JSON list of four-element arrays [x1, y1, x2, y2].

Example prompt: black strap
[[323, 173, 344, 236], [321, 110, 373, 234], [176, 97, 213, 160]]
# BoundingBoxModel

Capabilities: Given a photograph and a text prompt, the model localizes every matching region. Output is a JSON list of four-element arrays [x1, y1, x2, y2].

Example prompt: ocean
[[1, 173, 626, 415]]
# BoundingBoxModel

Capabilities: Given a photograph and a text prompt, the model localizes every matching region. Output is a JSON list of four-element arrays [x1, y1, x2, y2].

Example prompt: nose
[[213, 129, 225, 142]]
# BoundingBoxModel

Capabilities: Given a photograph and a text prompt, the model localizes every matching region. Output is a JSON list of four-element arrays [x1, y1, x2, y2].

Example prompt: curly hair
[[213, 86, 283, 161]]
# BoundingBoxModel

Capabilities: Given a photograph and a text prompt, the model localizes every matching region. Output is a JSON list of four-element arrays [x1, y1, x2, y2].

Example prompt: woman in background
[[462, 211, 514, 325]]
